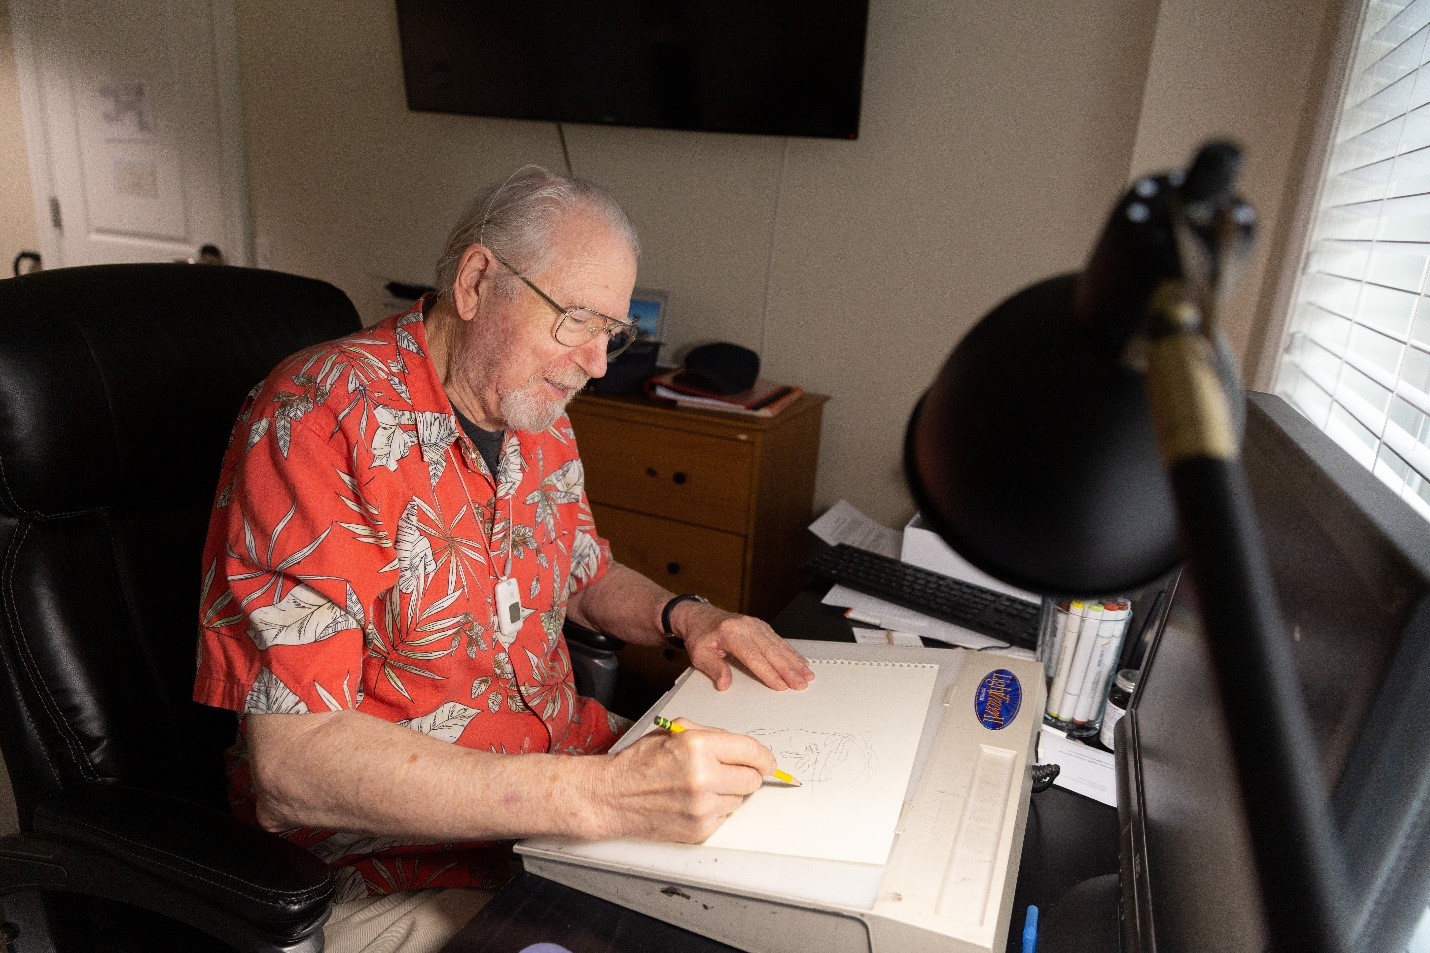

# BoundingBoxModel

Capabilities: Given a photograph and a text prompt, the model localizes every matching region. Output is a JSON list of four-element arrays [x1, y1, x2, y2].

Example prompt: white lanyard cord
[[449, 442, 515, 581]]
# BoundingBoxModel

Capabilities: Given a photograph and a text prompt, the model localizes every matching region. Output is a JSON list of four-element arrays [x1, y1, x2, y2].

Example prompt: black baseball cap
[[673, 342, 760, 395]]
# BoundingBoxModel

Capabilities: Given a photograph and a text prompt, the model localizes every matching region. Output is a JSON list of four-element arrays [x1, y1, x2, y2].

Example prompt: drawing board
[[620, 657, 939, 866]]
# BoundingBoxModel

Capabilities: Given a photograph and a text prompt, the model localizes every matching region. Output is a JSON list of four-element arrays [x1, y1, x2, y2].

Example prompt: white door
[[10, 0, 249, 269]]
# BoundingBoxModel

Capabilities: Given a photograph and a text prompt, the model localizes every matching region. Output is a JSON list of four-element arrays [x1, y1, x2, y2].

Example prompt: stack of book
[[645, 369, 804, 418]]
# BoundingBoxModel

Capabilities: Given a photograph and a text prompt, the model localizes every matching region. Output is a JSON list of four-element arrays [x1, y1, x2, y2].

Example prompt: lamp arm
[[1143, 295, 1348, 953]]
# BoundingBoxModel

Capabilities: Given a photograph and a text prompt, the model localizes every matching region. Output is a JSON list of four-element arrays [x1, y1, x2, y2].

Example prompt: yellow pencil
[[653, 715, 802, 786]]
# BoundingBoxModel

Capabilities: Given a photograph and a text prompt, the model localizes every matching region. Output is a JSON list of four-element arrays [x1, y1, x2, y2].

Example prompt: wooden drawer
[[575, 413, 752, 534], [570, 391, 827, 622], [592, 503, 745, 611]]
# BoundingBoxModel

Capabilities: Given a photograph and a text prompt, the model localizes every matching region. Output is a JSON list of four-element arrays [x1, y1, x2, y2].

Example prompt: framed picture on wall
[[628, 288, 668, 342]]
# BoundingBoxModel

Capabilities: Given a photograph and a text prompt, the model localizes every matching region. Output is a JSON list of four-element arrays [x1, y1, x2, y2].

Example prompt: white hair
[[435, 165, 640, 300]]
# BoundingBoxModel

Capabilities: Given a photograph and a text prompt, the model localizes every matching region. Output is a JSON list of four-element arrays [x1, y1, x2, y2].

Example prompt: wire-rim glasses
[[490, 251, 637, 358]]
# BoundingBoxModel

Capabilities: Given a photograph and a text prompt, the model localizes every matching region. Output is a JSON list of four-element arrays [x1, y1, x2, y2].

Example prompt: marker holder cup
[[1039, 597, 1132, 734]]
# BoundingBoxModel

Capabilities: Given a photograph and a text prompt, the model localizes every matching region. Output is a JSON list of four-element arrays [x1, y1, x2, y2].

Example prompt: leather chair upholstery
[[0, 264, 361, 952]]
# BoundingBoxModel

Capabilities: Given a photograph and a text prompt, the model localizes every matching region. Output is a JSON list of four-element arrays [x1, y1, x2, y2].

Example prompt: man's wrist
[[661, 593, 709, 646]]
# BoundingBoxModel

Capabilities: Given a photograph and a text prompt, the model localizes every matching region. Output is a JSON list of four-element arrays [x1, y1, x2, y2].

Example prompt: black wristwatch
[[661, 593, 710, 645]]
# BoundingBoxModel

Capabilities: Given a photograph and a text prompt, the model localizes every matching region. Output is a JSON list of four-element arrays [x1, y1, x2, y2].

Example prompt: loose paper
[[852, 628, 924, 647], [632, 657, 938, 865], [808, 500, 902, 558], [1037, 725, 1116, 806], [822, 584, 1009, 650]]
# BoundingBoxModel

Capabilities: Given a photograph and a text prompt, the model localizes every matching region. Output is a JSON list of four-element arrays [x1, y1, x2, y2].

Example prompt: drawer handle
[[666, 562, 681, 575], [672, 471, 687, 485]]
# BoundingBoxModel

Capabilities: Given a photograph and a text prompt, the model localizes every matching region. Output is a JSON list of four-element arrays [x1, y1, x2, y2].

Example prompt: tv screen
[[393, 1, 870, 140]]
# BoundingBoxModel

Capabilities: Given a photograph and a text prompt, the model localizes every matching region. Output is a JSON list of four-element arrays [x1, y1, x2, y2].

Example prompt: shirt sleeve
[[195, 397, 393, 717]]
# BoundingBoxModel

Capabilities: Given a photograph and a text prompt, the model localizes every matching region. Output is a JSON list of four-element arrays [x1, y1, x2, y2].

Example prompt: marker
[[1022, 904, 1039, 953], [1046, 600, 1089, 720], [653, 716, 802, 786]]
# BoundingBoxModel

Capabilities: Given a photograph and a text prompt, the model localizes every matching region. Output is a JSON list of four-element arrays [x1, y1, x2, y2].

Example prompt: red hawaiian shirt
[[194, 299, 623, 901]]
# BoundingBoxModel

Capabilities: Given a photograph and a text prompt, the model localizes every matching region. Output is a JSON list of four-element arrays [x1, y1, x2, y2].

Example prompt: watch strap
[[661, 593, 709, 644]]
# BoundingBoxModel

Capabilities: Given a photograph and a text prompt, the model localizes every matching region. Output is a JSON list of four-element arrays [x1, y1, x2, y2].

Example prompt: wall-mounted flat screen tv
[[394, 1, 870, 140]]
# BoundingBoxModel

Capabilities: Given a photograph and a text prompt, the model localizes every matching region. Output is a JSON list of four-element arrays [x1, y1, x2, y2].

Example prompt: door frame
[[8, 0, 252, 269]]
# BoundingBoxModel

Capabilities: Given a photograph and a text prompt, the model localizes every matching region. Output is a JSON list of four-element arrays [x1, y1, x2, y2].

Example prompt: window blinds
[[1276, 0, 1430, 522]]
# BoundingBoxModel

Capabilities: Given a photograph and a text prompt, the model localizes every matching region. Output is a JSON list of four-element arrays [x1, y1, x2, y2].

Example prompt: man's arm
[[247, 709, 775, 845], [565, 561, 814, 692]]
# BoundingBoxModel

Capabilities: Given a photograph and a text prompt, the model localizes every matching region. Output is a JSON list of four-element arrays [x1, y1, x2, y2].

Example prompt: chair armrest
[[562, 619, 625, 653], [563, 620, 624, 708], [0, 783, 332, 953]]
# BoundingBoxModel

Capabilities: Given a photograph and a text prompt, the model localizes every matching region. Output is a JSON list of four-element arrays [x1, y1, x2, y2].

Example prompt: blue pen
[[1022, 904, 1039, 953]]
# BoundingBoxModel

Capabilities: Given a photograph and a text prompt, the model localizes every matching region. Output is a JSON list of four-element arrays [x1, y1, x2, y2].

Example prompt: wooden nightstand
[[567, 391, 827, 693]]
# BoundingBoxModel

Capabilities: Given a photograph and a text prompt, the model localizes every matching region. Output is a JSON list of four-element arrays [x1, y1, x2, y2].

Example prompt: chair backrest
[[0, 264, 361, 824]]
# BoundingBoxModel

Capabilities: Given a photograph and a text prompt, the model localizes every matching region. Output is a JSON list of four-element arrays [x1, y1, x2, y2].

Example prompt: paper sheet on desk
[[1037, 725, 1116, 806], [809, 500, 901, 558], [633, 659, 939, 866], [821, 584, 1009, 650]]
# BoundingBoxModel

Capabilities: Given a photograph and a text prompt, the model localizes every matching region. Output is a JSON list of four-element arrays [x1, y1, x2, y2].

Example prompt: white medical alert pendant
[[496, 577, 524, 637]]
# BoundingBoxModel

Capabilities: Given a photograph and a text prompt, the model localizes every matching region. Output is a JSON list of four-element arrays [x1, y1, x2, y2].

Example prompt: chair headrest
[[0, 264, 361, 517]]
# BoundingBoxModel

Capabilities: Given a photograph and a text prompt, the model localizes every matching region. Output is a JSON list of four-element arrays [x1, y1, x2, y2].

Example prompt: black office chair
[[0, 263, 628, 953], [0, 264, 361, 952]]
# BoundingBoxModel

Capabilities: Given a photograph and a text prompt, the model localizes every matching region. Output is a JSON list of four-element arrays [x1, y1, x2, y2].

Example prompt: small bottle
[[1098, 669, 1140, 751]]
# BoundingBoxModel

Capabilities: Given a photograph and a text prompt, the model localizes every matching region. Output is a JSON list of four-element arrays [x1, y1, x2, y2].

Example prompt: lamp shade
[[904, 144, 1259, 598], [905, 146, 1252, 598], [906, 273, 1184, 597]]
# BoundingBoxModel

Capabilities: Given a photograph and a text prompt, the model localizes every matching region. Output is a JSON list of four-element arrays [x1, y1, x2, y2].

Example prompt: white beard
[[500, 379, 578, 432]]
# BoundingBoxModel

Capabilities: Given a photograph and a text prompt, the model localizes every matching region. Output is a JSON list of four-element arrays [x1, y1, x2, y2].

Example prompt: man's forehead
[[535, 211, 637, 300], [542, 210, 634, 271]]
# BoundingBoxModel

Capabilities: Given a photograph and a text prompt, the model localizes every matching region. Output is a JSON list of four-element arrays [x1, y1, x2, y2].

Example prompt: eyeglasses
[[490, 252, 638, 358]]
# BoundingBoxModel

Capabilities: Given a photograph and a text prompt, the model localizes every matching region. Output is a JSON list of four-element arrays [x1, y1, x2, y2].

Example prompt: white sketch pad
[[624, 657, 939, 866]]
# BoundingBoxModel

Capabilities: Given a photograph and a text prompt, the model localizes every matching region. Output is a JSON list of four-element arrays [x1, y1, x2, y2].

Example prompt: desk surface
[[443, 587, 1119, 953]]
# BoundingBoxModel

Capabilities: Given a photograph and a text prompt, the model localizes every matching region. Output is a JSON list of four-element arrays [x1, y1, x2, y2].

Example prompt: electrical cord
[[1031, 763, 1060, 793]]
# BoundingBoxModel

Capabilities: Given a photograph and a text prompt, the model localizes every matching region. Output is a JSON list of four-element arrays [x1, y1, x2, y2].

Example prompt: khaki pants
[[323, 887, 494, 953]]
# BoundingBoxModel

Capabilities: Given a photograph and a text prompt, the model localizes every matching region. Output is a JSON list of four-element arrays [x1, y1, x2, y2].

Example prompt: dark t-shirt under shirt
[[454, 410, 503, 475]]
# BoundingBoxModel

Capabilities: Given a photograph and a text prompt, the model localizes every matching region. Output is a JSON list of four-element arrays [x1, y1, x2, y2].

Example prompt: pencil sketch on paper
[[747, 728, 877, 787]]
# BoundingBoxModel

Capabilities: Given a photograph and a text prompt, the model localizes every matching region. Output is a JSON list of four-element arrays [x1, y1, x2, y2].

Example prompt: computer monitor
[[1117, 391, 1430, 952]]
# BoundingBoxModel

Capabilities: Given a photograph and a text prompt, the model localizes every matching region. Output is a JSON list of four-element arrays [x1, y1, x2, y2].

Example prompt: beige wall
[[236, 0, 1336, 526], [0, 0, 38, 272], [1129, 0, 1341, 388], [1, 0, 1343, 528], [238, 0, 1169, 528]]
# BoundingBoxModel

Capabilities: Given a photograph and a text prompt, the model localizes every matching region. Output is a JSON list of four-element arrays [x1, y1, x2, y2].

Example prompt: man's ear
[[452, 244, 495, 322]]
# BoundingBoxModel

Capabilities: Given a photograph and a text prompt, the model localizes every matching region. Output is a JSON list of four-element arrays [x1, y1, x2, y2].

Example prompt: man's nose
[[572, 335, 608, 379]]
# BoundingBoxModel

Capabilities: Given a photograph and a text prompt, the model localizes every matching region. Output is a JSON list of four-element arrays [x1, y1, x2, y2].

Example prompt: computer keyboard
[[805, 543, 1041, 649]]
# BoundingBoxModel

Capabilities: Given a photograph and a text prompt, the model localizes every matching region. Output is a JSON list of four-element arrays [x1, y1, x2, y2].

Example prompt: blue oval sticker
[[974, 669, 1022, 730]]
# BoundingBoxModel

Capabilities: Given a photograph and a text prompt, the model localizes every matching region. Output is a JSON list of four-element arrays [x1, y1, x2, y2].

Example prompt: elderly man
[[193, 166, 813, 952]]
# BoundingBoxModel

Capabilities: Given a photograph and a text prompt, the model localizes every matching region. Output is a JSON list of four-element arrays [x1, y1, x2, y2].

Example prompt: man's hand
[[670, 600, 815, 692], [564, 562, 815, 692], [587, 720, 777, 842]]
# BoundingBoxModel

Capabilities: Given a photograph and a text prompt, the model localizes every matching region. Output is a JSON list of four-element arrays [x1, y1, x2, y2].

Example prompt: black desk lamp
[[905, 143, 1348, 953]]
